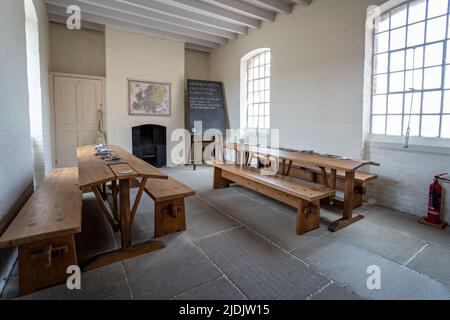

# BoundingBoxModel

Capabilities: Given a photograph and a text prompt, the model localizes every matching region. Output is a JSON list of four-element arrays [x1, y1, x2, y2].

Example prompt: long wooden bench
[[141, 177, 195, 238], [281, 163, 377, 208], [0, 168, 82, 296], [213, 163, 335, 235]]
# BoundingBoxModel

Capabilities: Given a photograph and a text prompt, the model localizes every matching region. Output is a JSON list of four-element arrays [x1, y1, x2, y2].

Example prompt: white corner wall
[[49, 22, 106, 77], [185, 49, 210, 84], [210, 0, 385, 159], [105, 27, 185, 165], [0, 0, 34, 293], [30, 0, 52, 183]]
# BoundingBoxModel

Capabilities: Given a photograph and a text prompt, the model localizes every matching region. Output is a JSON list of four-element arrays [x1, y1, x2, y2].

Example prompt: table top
[[77, 145, 168, 190], [225, 143, 379, 172]]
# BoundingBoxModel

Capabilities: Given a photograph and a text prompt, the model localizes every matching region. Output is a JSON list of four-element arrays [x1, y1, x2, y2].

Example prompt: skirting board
[[0, 182, 34, 296]]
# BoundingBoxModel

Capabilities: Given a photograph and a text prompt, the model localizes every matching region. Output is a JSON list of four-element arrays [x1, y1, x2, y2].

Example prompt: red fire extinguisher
[[427, 174, 450, 225]]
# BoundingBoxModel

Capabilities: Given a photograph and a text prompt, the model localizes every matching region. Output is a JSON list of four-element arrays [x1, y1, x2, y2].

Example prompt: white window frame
[[240, 48, 271, 141], [370, 0, 450, 140]]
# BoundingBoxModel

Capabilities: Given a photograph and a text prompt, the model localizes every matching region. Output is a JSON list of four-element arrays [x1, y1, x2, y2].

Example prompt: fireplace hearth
[[132, 125, 167, 168]]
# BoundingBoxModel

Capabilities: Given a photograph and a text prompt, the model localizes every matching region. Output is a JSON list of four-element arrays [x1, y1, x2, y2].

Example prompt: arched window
[[371, 0, 450, 138], [241, 49, 271, 130]]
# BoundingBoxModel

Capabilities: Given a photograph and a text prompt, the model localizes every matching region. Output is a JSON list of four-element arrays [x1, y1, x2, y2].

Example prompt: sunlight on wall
[[24, 0, 44, 184]]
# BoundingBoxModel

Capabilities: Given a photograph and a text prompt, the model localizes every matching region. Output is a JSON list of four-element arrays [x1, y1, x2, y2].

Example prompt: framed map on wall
[[129, 80, 171, 116]]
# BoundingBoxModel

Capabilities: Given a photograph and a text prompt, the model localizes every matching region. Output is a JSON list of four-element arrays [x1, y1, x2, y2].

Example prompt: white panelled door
[[54, 76, 103, 168]]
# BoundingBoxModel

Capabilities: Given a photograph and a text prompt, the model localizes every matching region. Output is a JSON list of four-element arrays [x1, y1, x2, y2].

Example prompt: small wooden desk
[[77, 145, 168, 270], [225, 143, 380, 231]]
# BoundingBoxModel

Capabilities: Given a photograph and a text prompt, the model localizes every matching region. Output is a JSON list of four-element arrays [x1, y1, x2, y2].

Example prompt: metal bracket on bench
[[29, 244, 69, 268], [163, 205, 184, 218]]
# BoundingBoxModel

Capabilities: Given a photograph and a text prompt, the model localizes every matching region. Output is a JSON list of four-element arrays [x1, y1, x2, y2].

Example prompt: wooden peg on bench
[[29, 244, 70, 268]]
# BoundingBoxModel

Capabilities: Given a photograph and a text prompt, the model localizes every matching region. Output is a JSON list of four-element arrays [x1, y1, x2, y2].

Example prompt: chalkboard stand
[[189, 135, 215, 171]]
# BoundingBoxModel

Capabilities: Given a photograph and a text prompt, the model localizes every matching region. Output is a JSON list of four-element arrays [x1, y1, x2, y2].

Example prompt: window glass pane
[[248, 104, 254, 116], [265, 104, 270, 116], [247, 50, 270, 129], [421, 115, 440, 137], [374, 53, 388, 74], [422, 91, 442, 113], [404, 92, 422, 113], [409, 0, 427, 24], [428, 0, 448, 19], [390, 72, 405, 92], [375, 32, 389, 53], [259, 116, 265, 128], [390, 27, 406, 50], [388, 93, 404, 114], [373, 95, 387, 114], [265, 117, 270, 129], [447, 40, 450, 62], [373, 74, 388, 94], [391, 4, 407, 29], [445, 65, 450, 88], [254, 55, 260, 67], [259, 66, 265, 78], [403, 115, 421, 136], [423, 66, 442, 89], [259, 53, 265, 66], [376, 13, 390, 33], [390, 50, 405, 71], [265, 65, 271, 77], [426, 16, 447, 42], [424, 42, 443, 67], [448, 17, 450, 38], [443, 90, 450, 112], [406, 46, 424, 69], [405, 69, 423, 90], [254, 92, 260, 103], [441, 115, 450, 137], [386, 115, 403, 135], [372, 116, 386, 134], [407, 22, 425, 47]]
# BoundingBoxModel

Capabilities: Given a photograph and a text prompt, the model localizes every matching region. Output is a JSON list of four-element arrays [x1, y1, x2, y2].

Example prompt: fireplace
[[132, 125, 167, 168]]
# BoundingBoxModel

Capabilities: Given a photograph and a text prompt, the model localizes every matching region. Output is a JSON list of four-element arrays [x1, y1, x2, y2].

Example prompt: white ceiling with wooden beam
[[44, 0, 312, 52]]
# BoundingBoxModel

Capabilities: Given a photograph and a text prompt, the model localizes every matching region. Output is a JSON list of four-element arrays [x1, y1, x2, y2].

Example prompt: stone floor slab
[[196, 227, 330, 300]]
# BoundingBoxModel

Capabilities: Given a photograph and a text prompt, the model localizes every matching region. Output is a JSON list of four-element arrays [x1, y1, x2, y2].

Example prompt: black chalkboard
[[187, 79, 227, 135]]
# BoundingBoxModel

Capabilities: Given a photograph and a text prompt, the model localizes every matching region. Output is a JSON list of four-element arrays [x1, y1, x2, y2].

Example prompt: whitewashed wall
[[0, 0, 34, 294], [210, 0, 385, 159], [49, 22, 106, 77], [105, 27, 185, 165], [185, 49, 210, 84]]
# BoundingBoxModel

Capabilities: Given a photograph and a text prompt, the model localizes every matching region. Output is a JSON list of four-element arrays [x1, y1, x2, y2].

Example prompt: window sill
[[367, 134, 450, 155]]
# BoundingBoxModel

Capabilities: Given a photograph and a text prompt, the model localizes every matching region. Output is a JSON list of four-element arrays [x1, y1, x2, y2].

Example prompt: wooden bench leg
[[18, 234, 77, 296], [154, 198, 187, 238], [296, 200, 320, 235], [214, 167, 231, 189], [352, 182, 364, 208]]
